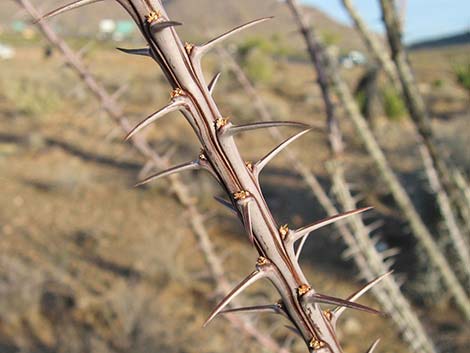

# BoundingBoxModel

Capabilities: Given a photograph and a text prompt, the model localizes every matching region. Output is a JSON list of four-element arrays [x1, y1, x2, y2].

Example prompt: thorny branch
[[33, 0, 397, 352], [17, 0, 287, 351]]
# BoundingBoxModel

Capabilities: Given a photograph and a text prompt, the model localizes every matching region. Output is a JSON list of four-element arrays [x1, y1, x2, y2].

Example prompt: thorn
[[124, 98, 185, 141], [366, 220, 384, 233], [284, 325, 302, 337], [238, 199, 254, 244], [332, 271, 392, 324], [290, 207, 373, 245], [208, 72, 222, 94], [295, 235, 307, 260], [138, 160, 154, 180], [220, 303, 283, 315], [352, 192, 365, 204], [303, 292, 382, 316], [384, 258, 396, 270], [341, 246, 359, 260], [365, 338, 381, 353], [254, 128, 312, 177], [34, 0, 102, 23], [196, 17, 273, 57], [223, 121, 310, 138], [135, 160, 200, 187], [149, 20, 182, 34], [116, 47, 151, 57], [214, 196, 236, 213], [380, 247, 400, 259], [203, 269, 265, 327]]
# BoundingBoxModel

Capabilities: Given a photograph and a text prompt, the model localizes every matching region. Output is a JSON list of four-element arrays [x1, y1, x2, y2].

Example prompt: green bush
[[453, 63, 470, 92], [382, 86, 406, 121], [237, 36, 275, 57], [432, 79, 444, 88], [242, 48, 274, 84]]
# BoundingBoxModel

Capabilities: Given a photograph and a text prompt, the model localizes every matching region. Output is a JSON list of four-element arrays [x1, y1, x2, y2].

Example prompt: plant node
[[146, 11, 162, 23], [215, 117, 230, 129], [184, 42, 194, 54], [233, 190, 250, 200], [279, 224, 289, 239], [298, 284, 311, 296], [199, 149, 207, 161], [309, 337, 326, 350], [170, 88, 185, 98]]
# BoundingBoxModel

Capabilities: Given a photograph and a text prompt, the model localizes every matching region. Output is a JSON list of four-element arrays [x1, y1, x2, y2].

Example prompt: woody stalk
[[39, 1, 388, 352]]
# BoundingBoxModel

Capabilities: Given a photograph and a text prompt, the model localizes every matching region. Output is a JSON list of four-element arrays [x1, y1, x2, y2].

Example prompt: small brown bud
[[256, 256, 267, 266], [215, 117, 230, 129], [323, 309, 333, 321], [184, 42, 194, 54], [145, 11, 162, 23], [199, 149, 207, 161], [279, 224, 289, 239], [297, 284, 311, 296], [170, 88, 185, 98], [245, 161, 253, 171], [233, 190, 250, 200], [309, 338, 325, 350]]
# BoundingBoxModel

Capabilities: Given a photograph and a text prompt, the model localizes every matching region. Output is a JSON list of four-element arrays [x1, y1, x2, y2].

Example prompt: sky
[[301, 0, 470, 43]]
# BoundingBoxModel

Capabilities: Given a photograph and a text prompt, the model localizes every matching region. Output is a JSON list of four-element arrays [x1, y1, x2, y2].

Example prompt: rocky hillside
[[1, 0, 365, 50]]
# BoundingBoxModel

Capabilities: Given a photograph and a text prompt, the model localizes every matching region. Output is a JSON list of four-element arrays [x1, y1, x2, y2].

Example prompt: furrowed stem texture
[[20, 1, 287, 351], [284, 0, 470, 319]]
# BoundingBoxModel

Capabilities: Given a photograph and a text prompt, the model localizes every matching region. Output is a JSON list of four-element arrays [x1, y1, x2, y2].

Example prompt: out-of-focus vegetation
[[453, 62, 470, 93], [382, 86, 407, 121]]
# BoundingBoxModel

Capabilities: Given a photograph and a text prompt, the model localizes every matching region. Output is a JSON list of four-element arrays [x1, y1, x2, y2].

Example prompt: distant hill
[[409, 31, 470, 50], [1, 0, 366, 51]]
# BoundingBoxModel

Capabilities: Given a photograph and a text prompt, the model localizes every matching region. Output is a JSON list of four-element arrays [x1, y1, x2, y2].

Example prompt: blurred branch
[[379, 0, 470, 284], [341, 0, 401, 89], [284, 0, 470, 319]]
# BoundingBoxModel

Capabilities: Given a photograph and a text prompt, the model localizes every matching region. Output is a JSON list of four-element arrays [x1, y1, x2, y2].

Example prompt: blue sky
[[301, 0, 470, 43]]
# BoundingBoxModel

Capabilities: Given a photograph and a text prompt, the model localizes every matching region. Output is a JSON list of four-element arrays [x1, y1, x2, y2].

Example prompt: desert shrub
[[382, 86, 406, 120], [453, 62, 470, 93], [237, 36, 275, 57], [321, 31, 339, 46], [240, 48, 274, 85], [432, 79, 444, 88]]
